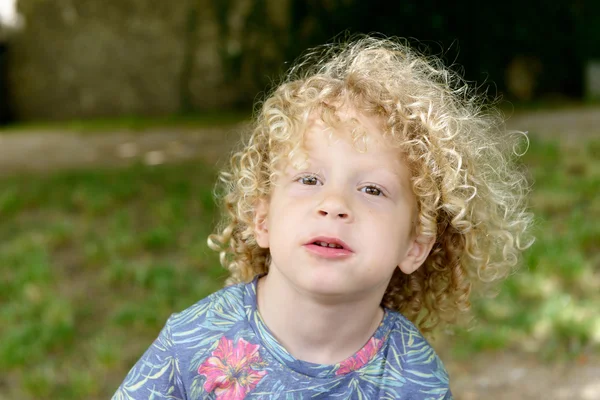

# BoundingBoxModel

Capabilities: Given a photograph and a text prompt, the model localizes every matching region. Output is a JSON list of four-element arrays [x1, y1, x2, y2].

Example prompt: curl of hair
[[208, 35, 534, 332]]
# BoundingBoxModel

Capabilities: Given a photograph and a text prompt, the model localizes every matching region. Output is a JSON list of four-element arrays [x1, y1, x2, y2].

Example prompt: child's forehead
[[280, 109, 407, 173], [297, 108, 398, 155]]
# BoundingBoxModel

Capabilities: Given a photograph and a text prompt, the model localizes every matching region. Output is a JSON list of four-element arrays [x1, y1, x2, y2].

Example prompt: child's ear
[[397, 235, 435, 275], [253, 197, 270, 249]]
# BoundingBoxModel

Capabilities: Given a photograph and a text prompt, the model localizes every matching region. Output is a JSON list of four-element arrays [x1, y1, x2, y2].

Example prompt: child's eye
[[298, 175, 320, 186], [360, 185, 383, 196]]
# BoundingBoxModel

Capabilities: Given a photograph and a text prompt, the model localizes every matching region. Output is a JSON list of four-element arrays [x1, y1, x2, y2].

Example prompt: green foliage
[[1, 134, 598, 398], [289, 0, 594, 99]]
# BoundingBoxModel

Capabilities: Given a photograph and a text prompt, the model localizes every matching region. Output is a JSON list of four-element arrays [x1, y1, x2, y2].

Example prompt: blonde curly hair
[[208, 35, 534, 332]]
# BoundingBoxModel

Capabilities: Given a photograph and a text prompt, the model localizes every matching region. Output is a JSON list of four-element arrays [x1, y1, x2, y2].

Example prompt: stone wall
[[8, 0, 290, 120]]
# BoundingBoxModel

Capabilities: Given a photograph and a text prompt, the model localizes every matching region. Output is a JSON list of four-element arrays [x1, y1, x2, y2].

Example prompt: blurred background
[[0, 0, 598, 399]]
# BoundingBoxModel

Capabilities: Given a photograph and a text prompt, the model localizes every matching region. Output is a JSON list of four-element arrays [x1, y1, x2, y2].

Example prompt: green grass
[[448, 138, 600, 360], [1, 135, 599, 398], [0, 110, 251, 133], [0, 162, 227, 399]]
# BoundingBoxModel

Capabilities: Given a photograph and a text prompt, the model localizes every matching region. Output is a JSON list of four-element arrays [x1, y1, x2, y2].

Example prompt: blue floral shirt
[[113, 277, 452, 399]]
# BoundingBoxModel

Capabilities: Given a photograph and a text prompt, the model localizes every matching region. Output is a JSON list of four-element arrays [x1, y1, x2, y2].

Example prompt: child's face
[[254, 109, 433, 300]]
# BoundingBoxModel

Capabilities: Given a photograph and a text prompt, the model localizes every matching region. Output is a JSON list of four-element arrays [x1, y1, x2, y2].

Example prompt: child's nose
[[318, 208, 349, 219], [317, 193, 352, 221]]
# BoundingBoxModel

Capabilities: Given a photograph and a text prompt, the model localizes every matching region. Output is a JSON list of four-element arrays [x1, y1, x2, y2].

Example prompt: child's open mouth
[[313, 241, 344, 249], [304, 237, 353, 258]]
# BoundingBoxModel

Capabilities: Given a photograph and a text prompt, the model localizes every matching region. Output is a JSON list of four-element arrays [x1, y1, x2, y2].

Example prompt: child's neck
[[256, 270, 385, 365]]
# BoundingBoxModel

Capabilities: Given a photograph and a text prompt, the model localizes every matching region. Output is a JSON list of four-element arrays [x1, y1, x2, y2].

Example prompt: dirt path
[[507, 106, 600, 141], [0, 124, 245, 176], [443, 352, 600, 399], [1, 108, 599, 399], [1, 106, 599, 177]]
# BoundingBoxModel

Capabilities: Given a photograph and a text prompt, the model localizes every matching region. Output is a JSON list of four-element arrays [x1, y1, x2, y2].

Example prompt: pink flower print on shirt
[[198, 336, 267, 399], [335, 337, 383, 375]]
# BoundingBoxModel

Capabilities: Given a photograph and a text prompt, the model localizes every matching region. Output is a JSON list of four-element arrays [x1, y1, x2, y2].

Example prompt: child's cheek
[[287, 184, 320, 198], [358, 192, 393, 211]]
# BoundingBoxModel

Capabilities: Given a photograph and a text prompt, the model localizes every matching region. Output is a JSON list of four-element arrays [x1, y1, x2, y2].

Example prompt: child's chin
[[299, 274, 356, 297]]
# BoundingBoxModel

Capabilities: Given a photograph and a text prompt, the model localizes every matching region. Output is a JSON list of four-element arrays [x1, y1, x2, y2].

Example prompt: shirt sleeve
[[112, 317, 188, 400]]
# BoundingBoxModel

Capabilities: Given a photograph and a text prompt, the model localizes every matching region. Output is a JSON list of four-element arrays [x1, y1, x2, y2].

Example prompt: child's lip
[[305, 236, 353, 252], [303, 243, 353, 259]]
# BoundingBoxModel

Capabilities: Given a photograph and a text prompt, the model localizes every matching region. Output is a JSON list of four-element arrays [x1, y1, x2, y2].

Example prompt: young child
[[113, 35, 533, 399]]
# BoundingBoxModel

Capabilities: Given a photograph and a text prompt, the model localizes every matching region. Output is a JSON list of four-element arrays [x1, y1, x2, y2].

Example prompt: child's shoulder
[[385, 309, 443, 357], [386, 308, 423, 332], [166, 281, 250, 331], [384, 309, 449, 383]]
